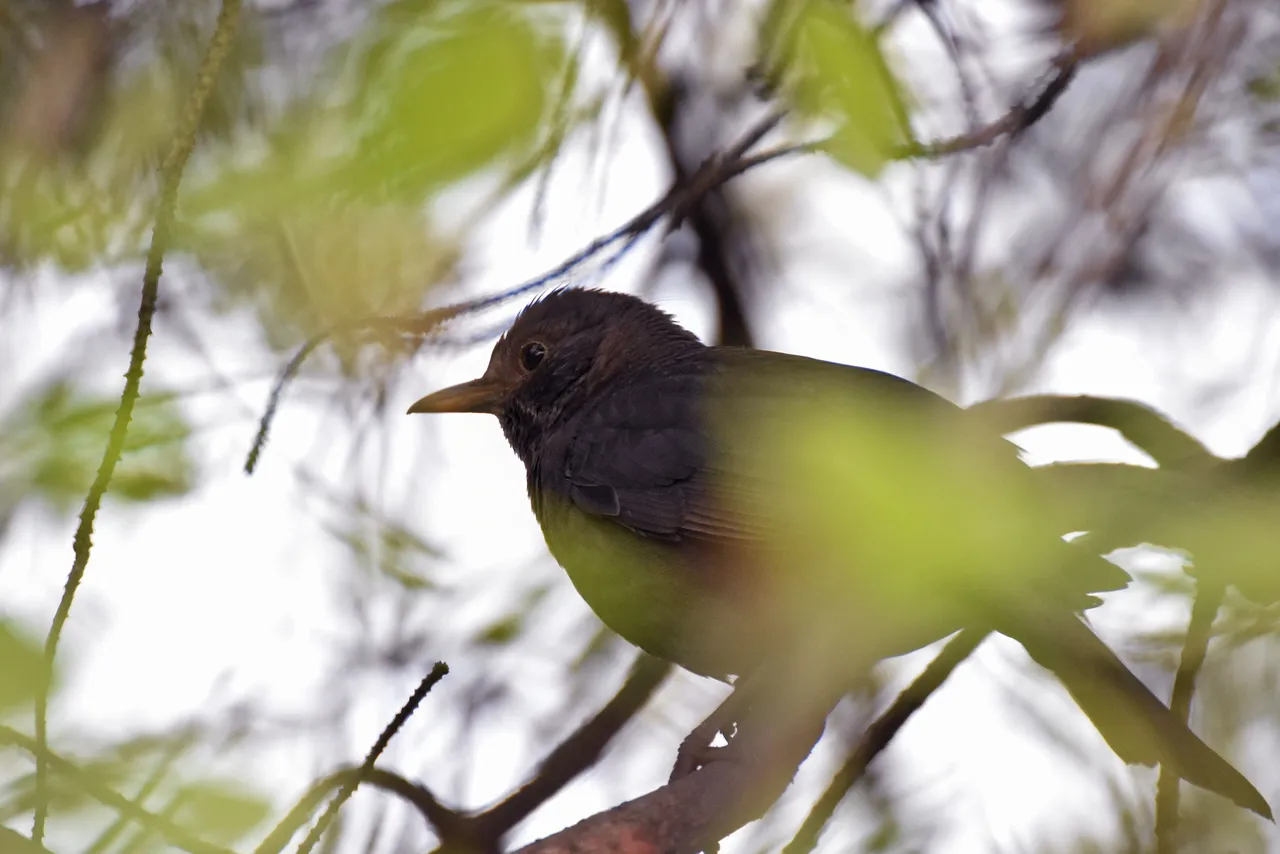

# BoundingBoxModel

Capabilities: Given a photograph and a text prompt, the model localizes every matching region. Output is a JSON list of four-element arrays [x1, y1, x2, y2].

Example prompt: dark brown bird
[[408, 287, 1270, 817]]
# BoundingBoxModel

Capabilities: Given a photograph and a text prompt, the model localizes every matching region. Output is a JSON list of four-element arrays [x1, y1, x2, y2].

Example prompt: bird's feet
[[670, 716, 740, 782]]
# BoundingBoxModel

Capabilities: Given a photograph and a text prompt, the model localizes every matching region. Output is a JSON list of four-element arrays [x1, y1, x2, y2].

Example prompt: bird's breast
[[531, 489, 768, 679]]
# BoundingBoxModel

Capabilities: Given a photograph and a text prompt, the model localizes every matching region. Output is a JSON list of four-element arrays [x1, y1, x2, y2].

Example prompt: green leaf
[[0, 620, 44, 716], [764, 0, 908, 176], [0, 381, 195, 518], [171, 780, 271, 845], [186, 0, 566, 216]]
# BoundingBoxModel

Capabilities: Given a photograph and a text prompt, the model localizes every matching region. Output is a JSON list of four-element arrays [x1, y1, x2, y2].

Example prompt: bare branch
[[0, 726, 233, 854], [293, 662, 448, 854], [1155, 581, 1227, 853], [33, 0, 244, 844], [902, 55, 1079, 159], [253, 767, 462, 854], [964, 394, 1214, 470]]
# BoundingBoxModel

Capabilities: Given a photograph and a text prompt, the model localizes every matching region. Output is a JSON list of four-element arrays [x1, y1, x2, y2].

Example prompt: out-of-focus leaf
[[762, 0, 908, 176], [0, 620, 44, 716], [171, 780, 271, 845], [476, 613, 525, 646], [0, 6, 265, 272], [0, 381, 195, 522], [710, 375, 1066, 672], [1059, 0, 1198, 56], [321, 495, 444, 590], [191, 202, 459, 359], [475, 585, 549, 646], [186, 0, 565, 216]]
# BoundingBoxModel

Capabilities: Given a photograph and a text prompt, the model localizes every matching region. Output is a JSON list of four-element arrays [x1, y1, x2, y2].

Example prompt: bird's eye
[[520, 341, 547, 371]]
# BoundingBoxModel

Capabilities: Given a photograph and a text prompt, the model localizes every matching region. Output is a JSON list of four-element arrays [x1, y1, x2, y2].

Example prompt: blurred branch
[[1155, 580, 1226, 854], [965, 394, 1214, 469], [33, 0, 244, 845], [253, 767, 462, 854], [602, 0, 758, 347], [782, 629, 986, 854], [904, 54, 1079, 158], [84, 734, 191, 854], [0, 826, 55, 854], [293, 661, 448, 854], [0, 725, 233, 854]]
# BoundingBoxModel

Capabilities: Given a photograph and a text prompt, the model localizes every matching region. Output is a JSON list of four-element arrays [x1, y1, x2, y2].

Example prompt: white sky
[[4, 6, 1280, 854]]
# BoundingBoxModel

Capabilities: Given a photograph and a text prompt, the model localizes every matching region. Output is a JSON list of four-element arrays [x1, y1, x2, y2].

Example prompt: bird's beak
[[406, 377, 506, 415]]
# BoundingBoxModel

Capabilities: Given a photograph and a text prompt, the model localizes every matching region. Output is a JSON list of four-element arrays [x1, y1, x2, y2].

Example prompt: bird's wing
[[560, 370, 764, 544], [558, 349, 960, 547]]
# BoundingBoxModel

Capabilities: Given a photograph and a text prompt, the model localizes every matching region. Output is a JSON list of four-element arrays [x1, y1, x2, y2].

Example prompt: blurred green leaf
[[187, 0, 565, 216], [476, 613, 524, 646], [0, 5, 265, 272], [763, 0, 908, 176], [0, 381, 195, 528], [192, 202, 459, 359], [171, 780, 271, 845], [0, 621, 43, 716]]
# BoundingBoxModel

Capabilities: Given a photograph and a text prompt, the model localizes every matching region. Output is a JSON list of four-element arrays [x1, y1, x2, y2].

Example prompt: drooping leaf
[[170, 780, 272, 845], [762, 0, 909, 176], [0, 381, 195, 525]]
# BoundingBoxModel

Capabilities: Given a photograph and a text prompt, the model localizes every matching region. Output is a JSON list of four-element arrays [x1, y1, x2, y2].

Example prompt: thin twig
[[253, 766, 461, 854], [901, 54, 1078, 159], [293, 662, 448, 854], [782, 630, 986, 854], [32, 0, 243, 844], [1155, 581, 1226, 854], [0, 726, 233, 854]]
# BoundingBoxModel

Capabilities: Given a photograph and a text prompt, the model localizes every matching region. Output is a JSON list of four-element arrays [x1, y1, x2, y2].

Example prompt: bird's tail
[[1016, 612, 1272, 819]]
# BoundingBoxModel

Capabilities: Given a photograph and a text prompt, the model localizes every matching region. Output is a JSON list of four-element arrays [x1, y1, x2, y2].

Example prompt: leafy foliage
[[0, 381, 194, 534], [762, 0, 908, 175]]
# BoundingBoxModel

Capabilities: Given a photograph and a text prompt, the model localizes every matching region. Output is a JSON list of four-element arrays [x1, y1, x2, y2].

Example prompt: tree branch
[[253, 767, 462, 854], [510, 710, 824, 854], [34, 0, 244, 844], [1155, 580, 1226, 853], [0, 726, 233, 854], [293, 662, 448, 854], [964, 394, 1214, 470]]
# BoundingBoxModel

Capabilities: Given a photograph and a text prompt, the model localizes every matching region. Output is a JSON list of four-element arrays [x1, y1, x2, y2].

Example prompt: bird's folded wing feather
[[561, 371, 761, 543], [559, 350, 960, 547]]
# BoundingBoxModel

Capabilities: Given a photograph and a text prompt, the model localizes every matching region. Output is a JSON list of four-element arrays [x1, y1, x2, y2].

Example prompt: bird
[[408, 287, 1270, 817]]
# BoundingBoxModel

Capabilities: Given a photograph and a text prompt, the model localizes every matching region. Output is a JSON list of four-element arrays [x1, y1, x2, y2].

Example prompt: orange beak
[[406, 377, 506, 416]]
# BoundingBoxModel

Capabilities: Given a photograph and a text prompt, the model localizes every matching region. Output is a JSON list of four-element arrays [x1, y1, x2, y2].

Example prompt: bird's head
[[408, 288, 703, 455]]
